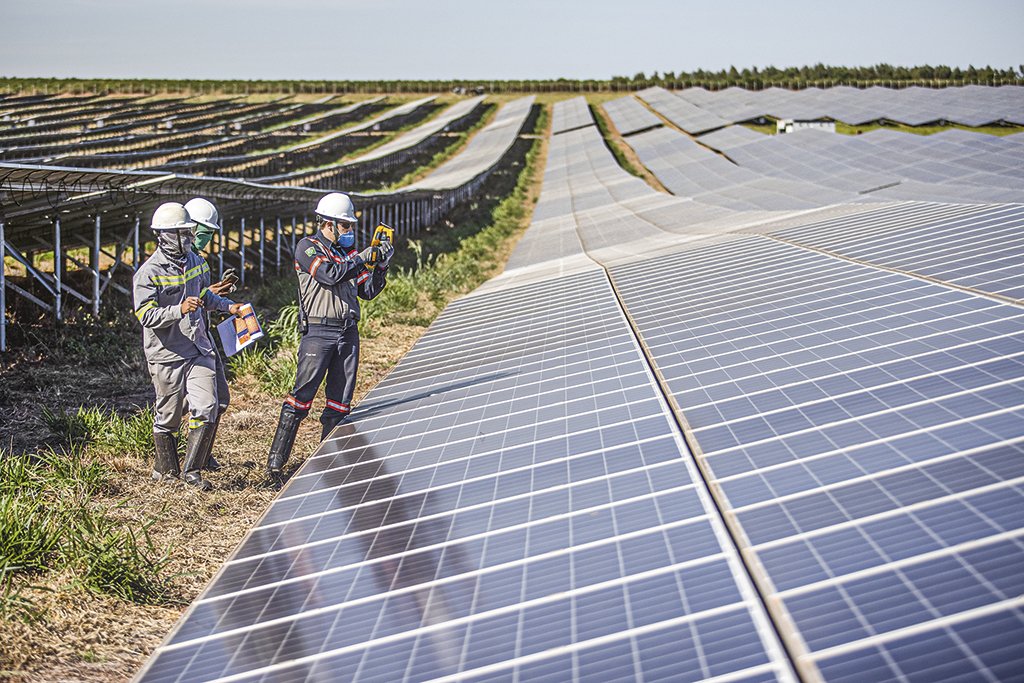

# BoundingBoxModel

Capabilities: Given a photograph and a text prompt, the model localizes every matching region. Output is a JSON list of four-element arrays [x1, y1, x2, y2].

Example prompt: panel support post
[[259, 216, 265, 280], [239, 218, 246, 287], [54, 217, 63, 322], [133, 215, 140, 271], [1, 217, 6, 353], [92, 214, 101, 316], [275, 217, 282, 273]]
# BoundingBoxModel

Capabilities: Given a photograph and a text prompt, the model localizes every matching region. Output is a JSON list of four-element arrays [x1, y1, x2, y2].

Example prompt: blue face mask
[[337, 232, 355, 249]]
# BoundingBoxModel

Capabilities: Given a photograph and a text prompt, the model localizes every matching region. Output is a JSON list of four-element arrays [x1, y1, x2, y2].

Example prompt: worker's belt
[[306, 316, 354, 328]]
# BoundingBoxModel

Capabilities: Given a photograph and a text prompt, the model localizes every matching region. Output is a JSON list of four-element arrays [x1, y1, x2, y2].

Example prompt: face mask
[[193, 229, 214, 252], [337, 232, 355, 249], [157, 229, 191, 258]]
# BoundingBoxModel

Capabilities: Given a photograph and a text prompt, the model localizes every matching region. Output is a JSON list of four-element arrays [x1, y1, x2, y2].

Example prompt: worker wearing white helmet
[[184, 196, 222, 254], [266, 192, 393, 487], [132, 201, 247, 490], [184, 196, 237, 473]]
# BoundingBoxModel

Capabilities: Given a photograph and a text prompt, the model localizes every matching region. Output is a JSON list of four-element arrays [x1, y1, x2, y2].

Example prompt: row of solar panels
[[1, 96, 533, 240], [630, 85, 1024, 133], [0, 97, 281, 148], [1, 98, 402, 170], [2, 95, 497, 196], [0, 95, 396, 169], [607, 102, 1024, 210], [138, 95, 1023, 681]]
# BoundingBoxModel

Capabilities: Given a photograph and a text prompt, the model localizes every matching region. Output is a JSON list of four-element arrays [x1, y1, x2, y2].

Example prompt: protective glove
[[377, 241, 394, 266], [209, 267, 238, 295], [358, 245, 382, 266]]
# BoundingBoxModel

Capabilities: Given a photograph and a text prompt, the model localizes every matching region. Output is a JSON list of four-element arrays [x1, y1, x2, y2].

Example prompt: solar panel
[[636, 88, 730, 134], [550, 96, 594, 135], [612, 237, 1024, 682], [289, 97, 437, 151], [600, 97, 663, 136], [771, 202, 1024, 300], [613, 126, 855, 211], [137, 268, 794, 682], [696, 125, 765, 151]]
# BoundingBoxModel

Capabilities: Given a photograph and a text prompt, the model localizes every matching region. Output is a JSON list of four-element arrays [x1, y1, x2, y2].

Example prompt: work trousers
[[282, 322, 359, 435], [214, 347, 230, 415], [148, 354, 218, 434]]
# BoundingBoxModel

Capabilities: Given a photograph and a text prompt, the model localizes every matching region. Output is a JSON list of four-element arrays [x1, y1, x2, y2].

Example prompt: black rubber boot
[[152, 431, 180, 481], [267, 407, 302, 488], [182, 423, 215, 491], [320, 415, 346, 442], [204, 418, 222, 472]]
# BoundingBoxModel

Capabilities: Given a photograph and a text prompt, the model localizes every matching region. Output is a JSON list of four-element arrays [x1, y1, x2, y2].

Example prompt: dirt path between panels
[[0, 104, 549, 682]]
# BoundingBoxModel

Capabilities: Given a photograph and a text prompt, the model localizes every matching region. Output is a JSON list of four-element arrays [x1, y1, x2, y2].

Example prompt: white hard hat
[[151, 202, 196, 231], [184, 197, 221, 231], [315, 192, 357, 223]]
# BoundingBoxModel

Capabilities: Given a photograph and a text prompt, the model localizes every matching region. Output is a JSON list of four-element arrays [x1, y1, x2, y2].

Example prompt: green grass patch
[[0, 493, 65, 575], [63, 506, 171, 603], [836, 121, 1024, 136], [591, 104, 647, 179], [42, 405, 156, 459], [0, 445, 173, 614], [739, 122, 776, 135]]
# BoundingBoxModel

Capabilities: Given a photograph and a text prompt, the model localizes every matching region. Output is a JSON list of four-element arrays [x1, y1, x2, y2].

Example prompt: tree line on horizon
[[2, 64, 1022, 96]]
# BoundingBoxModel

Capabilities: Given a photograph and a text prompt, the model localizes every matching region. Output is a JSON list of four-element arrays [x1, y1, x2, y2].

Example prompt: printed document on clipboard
[[217, 303, 264, 356]]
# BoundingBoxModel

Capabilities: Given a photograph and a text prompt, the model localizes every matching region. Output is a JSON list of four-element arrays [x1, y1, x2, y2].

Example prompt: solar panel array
[[590, 95, 1024, 680], [140, 92, 1024, 681], [614, 236, 1024, 681], [771, 202, 1024, 301], [257, 97, 486, 189], [603, 96, 1024, 209], [668, 85, 1024, 127], [716, 128, 1024, 200]]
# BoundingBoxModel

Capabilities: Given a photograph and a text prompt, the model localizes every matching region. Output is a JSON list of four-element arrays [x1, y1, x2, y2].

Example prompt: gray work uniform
[[283, 230, 386, 431], [133, 249, 235, 434]]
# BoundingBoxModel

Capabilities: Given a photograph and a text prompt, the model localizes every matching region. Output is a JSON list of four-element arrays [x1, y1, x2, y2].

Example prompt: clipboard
[[216, 303, 264, 356]]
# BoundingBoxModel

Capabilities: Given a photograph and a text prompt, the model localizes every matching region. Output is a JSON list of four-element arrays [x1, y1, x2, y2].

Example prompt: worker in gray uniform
[[133, 202, 245, 490], [184, 197, 236, 472], [266, 192, 392, 486]]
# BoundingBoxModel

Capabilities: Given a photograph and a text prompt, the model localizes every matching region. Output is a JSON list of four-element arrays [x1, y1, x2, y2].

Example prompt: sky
[[1, 0, 1022, 81]]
